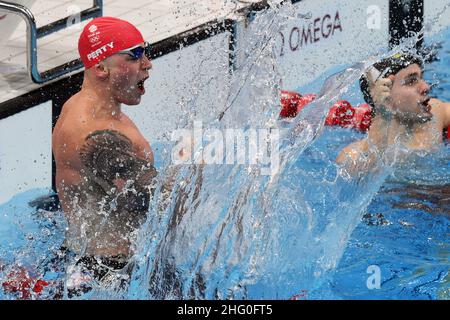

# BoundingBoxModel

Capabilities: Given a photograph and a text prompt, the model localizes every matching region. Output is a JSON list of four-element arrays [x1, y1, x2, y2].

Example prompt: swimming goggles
[[116, 41, 151, 60]]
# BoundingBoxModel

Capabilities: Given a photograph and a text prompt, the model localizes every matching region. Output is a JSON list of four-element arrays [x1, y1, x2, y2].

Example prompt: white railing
[[0, 0, 103, 83]]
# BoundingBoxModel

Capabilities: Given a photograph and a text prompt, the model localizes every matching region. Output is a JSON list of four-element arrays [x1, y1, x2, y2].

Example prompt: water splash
[[119, 2, 406, 300]]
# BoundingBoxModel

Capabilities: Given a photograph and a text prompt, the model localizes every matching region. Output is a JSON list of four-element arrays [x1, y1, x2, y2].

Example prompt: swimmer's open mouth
[[419, 97, 431, 113], [137, 77, 149, 93]]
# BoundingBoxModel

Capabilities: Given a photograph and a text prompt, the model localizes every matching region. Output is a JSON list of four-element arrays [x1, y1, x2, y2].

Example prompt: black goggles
[[117, 41, 151, 60]]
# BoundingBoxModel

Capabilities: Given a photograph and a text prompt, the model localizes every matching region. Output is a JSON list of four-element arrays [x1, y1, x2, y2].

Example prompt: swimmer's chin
[[418, 113, 433, 124], [117, 95, 143, 106], [127, 99, 143, 106], [417, 104, 433, 123], [406, 110, 433, 124]]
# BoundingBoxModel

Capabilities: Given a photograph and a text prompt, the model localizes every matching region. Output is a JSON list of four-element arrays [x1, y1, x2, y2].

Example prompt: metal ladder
[[0, 0, 103, 84]]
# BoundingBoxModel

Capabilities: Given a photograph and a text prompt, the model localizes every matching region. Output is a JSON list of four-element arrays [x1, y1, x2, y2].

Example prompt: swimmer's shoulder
[[54, 92, 92, 134], [336, 139, 369, 165], [429, 98, 450, 128], [53, 93, 99, 161]]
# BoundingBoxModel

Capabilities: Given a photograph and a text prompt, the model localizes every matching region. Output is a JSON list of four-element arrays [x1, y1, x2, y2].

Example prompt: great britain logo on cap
[[89, 35, 100, 44], [86, 23, 101, 47], [88, 24, 97, 33], [78, 16, 145, 69]]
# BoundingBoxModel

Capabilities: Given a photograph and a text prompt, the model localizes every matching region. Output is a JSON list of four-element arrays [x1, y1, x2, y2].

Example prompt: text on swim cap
[[87, 42, 114, 61]]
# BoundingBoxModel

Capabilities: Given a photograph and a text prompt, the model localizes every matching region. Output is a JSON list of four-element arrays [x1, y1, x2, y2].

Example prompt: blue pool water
[[1, 6, 449, 300]]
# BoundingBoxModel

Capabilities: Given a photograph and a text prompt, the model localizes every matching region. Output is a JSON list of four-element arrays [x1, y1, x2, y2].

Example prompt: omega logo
[[279, 11, 343, 57]]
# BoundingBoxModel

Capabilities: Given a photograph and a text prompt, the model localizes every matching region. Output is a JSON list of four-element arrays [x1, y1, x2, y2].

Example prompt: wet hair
[[360, 53, 424, 116]]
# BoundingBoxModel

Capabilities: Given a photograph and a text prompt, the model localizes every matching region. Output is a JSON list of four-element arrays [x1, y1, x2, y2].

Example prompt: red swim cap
[[78, 16, 145, 69]]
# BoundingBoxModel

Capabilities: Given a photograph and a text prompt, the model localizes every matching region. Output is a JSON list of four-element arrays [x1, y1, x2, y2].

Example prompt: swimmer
[[52, 17, 156, 294], [337, 53, 450, 173]]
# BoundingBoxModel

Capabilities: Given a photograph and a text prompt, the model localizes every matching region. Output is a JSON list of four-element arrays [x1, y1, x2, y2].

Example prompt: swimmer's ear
[[93, 62, 110, 79]]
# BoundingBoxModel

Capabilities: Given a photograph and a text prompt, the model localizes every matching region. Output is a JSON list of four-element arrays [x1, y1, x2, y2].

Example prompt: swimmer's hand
[[366, 71, 395, 108]]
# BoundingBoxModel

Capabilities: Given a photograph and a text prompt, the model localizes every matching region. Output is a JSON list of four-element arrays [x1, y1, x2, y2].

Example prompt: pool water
[[317, 142, 449, 299]]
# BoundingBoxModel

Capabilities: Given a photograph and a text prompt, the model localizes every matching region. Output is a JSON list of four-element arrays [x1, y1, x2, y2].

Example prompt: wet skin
[[337, 64, 450, 173], [52, 47, 155, 258]]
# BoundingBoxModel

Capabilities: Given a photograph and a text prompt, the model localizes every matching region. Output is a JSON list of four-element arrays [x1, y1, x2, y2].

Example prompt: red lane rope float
[[351, 103, 372, 132], [280, 90, 450, 136], [280, 91, 317, 118], [2, 266, 49, 299], [324, 100, 355, 128], [280, 90, 372, 132]]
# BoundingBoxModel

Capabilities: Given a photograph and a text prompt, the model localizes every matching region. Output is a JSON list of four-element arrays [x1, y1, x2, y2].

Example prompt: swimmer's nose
[[419, 80, 429, 96], [142, 55, 152, 71]]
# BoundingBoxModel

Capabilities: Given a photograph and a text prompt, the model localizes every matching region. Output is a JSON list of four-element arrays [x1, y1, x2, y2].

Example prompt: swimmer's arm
[[159, 135, 202, 196], [440, 100, 450, 128], [336, 142, 361, 165], [79, 129, 157, 212], [429, 98, 450, 129], [336, 140, 372, 175]]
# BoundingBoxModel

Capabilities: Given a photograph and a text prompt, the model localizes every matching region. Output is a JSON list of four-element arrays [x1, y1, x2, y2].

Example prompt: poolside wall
[[0, 0, 447, 205]]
